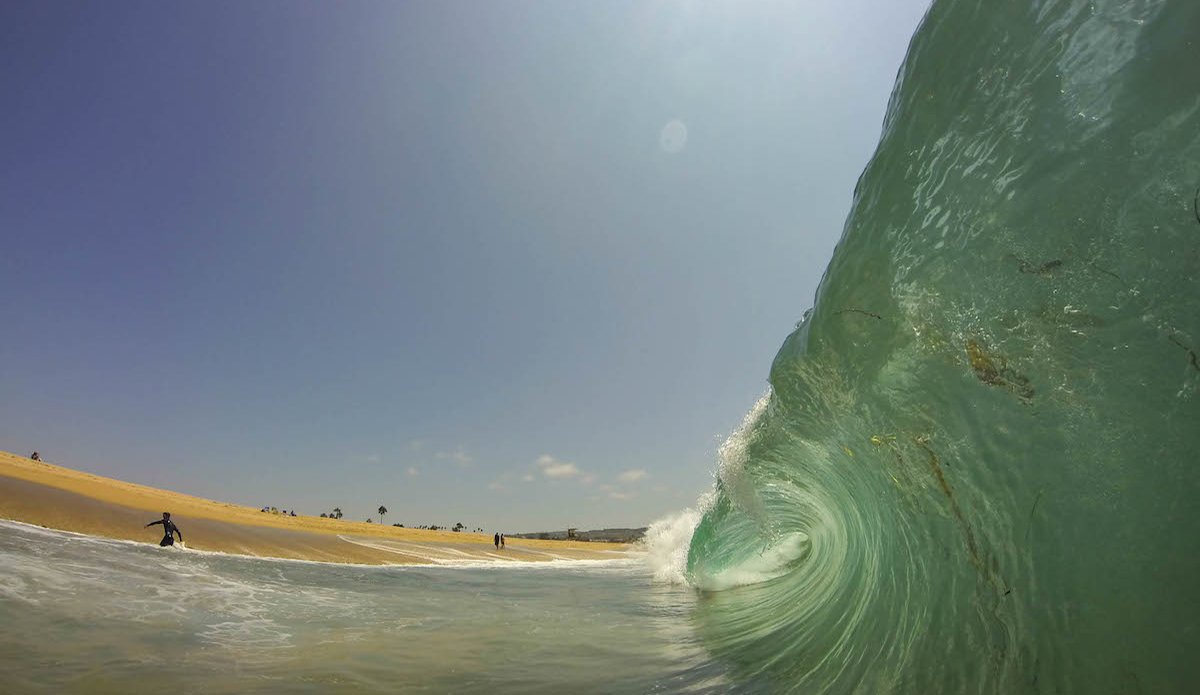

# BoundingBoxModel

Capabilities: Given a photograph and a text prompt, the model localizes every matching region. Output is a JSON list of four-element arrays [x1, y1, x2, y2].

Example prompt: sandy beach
[[0, 450, 628, 565]]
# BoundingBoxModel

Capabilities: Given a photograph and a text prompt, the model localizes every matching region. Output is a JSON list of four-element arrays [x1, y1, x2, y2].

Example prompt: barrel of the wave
[[683, 0, 1200, 692]]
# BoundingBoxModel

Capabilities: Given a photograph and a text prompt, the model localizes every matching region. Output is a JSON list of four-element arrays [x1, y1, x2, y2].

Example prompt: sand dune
[[0, 450, 628, 565]]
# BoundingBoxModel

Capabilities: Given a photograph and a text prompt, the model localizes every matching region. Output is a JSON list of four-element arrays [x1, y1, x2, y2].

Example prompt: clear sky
[[1, 1, 929, 532]]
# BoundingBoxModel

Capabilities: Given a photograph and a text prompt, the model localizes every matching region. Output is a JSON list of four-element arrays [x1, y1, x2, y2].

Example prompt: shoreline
[[0, 450, 630, 566], [0, 517, 635, 572]]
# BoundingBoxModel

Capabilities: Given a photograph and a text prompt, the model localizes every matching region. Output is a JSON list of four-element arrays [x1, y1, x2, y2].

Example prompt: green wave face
[[684, 0, 1200, 691]]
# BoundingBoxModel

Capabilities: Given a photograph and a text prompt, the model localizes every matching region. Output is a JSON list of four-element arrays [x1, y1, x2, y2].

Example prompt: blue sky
[[1, 1, 928, 532]]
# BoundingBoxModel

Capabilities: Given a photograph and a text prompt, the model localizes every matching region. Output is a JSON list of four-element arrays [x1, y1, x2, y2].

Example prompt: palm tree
[[378, 505, 388, 525], [333, 508, 342, 520]]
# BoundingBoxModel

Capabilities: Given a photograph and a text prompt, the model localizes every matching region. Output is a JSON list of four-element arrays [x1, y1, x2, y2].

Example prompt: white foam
[[717, 391, 773, 526], [639, 503, 705, 585], [637, 392, 774, 588], [692, 532, 810, 591], [334, 535, 637, 571], [199, 618, 293, 651], [0, 519, 633, 573]]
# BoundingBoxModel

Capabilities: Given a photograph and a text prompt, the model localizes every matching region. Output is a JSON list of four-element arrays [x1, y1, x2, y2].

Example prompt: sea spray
[[640, 506, 704, 585]]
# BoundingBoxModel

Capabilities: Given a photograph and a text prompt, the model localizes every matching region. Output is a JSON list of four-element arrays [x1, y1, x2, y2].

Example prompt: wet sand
[[0, 451, 628, 565]]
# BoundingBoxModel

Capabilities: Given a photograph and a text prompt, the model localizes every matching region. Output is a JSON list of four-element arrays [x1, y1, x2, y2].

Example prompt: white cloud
[[522, 474, 535, 482], [537, 454, 581, 479], [545, 462, 580, 478], [406, 466, 419, 477], [618, 468, 648, 483], [609, 490, 637, 501], [581, 473, 596, 485], [408, 439, 425, 451], [487, 481, 505, 492], [367, 454, 380, 463], [436, 448, 473, 466]]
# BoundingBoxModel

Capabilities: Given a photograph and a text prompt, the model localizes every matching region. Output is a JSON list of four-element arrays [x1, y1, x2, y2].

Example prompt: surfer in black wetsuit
[[146, 512, 183, 547]]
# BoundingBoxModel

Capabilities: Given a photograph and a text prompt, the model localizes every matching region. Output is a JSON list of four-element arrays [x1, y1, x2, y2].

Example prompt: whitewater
[[4, 0, 1199, 692]]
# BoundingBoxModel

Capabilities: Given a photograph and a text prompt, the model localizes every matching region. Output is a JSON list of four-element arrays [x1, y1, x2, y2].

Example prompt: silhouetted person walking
[[146, 512, 183, 547], [494, 532, 500, 549], [30, 452, 40, 461], [500, 534, 505, 549]]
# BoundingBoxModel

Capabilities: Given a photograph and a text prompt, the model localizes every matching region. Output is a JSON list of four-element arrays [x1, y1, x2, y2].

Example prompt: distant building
[[511, 527, 647, 543]]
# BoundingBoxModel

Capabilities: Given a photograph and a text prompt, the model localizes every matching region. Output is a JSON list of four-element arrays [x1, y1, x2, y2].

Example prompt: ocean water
[[0, 520, 728, 694], [4, 0, 1200, 692], [683, 0, 1200, 692]]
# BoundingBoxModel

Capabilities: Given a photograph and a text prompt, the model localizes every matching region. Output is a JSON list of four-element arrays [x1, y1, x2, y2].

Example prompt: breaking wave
[[651, 0, 1200, 692]]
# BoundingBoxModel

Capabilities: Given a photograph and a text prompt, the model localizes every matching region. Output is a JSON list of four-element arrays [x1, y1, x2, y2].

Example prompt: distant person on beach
[[30, 452, 40, 461], [494, 532, 500, 549], [500, 534, 505, 549], [145, 512, 183, 547]]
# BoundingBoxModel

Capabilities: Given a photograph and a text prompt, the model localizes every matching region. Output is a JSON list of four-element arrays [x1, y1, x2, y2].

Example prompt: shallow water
[[0, 520, 722, 694]]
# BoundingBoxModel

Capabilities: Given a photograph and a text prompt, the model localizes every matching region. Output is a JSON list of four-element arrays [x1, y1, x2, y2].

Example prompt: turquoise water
[[685, 0, 1200, 692], [4, 0, 1200, 692]]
